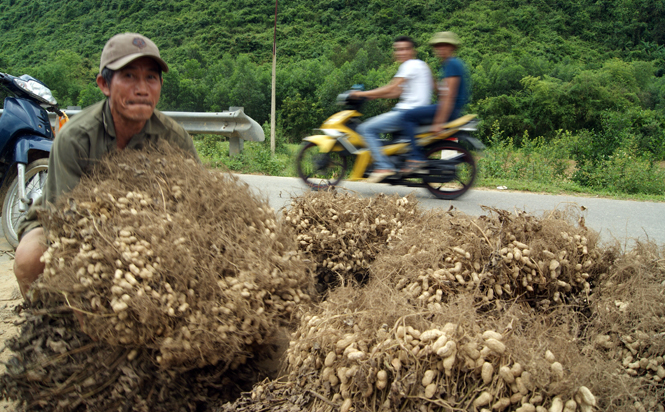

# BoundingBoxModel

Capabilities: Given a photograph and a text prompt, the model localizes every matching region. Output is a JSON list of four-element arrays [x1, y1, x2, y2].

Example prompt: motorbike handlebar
[[46, 106, 64, 117], [337, 91, 366, 106]]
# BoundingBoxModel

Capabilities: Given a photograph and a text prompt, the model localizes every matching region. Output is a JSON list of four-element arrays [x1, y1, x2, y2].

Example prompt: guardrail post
[[228, 107, 244, 157]]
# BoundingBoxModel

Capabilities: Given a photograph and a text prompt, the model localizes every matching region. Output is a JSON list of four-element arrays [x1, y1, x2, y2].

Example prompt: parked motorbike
[[296, 91, 484, 200], [0, 72, 68, 247]]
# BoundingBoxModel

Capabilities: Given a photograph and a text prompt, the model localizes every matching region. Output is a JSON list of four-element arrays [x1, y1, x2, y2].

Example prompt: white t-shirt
[[394, 59, 433, 110]]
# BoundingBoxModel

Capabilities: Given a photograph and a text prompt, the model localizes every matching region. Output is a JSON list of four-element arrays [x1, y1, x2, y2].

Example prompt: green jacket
[[18, 99, 200, 238]]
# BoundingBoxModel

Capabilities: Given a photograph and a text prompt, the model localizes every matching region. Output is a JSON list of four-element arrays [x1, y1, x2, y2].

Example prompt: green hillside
[[1, 0, 664, 193]]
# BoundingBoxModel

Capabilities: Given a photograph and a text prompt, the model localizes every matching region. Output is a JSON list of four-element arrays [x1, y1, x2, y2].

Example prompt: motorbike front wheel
[[2, 159, 49, 248], [296, 142, 348, 190], [422, 141, 477, 200]]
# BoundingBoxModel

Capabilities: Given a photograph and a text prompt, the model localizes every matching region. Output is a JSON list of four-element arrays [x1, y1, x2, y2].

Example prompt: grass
[[475, 176, 665, 202], [194, 137, 299, 177], [194, 137, 665, 202], [474, 129, 665, 201]]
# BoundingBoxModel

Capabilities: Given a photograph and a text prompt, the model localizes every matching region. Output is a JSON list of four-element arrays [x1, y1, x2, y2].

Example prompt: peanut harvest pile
[[0, 143, 663, 411], [221, 198, 665, 411], [0, 143, 314, 410]]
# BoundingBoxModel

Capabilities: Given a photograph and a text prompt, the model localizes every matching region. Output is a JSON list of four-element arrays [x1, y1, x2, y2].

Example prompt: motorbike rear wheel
[[422, 141, 477, 200], [2, 159, 49, 248], [296, 142, 348, 190]]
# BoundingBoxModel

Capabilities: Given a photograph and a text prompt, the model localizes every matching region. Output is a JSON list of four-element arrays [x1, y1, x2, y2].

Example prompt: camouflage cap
[[99, 33, 169, 74], [429, 31, 461, 46]]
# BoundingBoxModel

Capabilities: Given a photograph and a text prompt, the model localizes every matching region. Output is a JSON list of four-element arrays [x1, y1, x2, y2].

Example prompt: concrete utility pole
[[270, 0, 278, 155]]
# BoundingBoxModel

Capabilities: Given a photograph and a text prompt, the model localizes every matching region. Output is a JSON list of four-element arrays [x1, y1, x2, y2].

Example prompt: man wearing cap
[[13, 33, 200, 299], [349, 36, 433, 183], [400, 31, 470, 173]]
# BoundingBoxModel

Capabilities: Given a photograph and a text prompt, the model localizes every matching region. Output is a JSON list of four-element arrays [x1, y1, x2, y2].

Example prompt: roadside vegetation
[[193, 126, 665, 202]]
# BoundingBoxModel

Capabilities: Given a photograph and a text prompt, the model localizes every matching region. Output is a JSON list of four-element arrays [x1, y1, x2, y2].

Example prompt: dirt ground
[[0, 231, 22, 411]]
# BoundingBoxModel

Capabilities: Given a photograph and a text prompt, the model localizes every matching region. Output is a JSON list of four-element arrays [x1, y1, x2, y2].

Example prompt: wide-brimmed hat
[[99, 33, 169, 74], [429, 31, 461, 46]]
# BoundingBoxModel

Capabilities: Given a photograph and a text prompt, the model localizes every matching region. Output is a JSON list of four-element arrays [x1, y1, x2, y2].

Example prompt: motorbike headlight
[[13, 77, 57, 105], [321, 129, 345, 138]]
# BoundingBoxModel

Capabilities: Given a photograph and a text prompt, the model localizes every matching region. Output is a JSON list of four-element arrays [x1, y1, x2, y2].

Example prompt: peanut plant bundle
[[35, 143, 315, 370], [283, 191, 420, 290], [371, 206, 613, 311]]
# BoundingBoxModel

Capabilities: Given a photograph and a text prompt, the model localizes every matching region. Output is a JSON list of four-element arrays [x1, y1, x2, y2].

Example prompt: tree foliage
[[0, 0, 663, 170]]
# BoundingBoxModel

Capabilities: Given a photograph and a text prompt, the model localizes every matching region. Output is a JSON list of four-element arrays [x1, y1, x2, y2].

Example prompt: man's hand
[[349, 91, 365, 99], [430, 123, 444, 136]]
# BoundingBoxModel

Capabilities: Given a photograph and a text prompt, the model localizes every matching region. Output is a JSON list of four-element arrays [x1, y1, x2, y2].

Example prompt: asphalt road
[[237, 174, 665, 247]]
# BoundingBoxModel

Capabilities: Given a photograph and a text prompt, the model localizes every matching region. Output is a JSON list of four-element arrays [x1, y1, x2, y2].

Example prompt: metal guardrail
[[0, 106, 265, 155]]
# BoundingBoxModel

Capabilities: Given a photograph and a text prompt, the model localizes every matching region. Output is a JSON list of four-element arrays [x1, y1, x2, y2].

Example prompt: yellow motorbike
[[296, 92, 484, 200]]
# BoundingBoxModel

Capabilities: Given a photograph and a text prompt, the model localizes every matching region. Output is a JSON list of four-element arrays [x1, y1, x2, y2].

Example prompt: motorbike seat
[[413, 115, 478, 136]]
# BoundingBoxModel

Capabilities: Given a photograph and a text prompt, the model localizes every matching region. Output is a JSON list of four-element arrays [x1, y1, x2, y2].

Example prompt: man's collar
[[102, 100, 117, 139]]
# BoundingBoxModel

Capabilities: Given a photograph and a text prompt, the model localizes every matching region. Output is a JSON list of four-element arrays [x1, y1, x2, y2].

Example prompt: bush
[[196, 134, 223, 158], [580, 145, 665, 195], [246, 142, 289, 176], [194, 137, 291, 177], [479, 122, 570, 183]]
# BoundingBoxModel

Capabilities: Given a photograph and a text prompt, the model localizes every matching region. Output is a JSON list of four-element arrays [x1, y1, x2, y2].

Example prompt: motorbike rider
[[13, 32, 200, 299], [400, 31, 470, 173], [350, 36, 433, 183]]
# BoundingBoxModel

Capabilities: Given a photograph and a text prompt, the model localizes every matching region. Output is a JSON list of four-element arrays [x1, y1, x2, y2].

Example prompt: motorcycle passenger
[[400, 31, 470, 173], [350, 36, 433, 183], [13, 33, 200, 299]]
